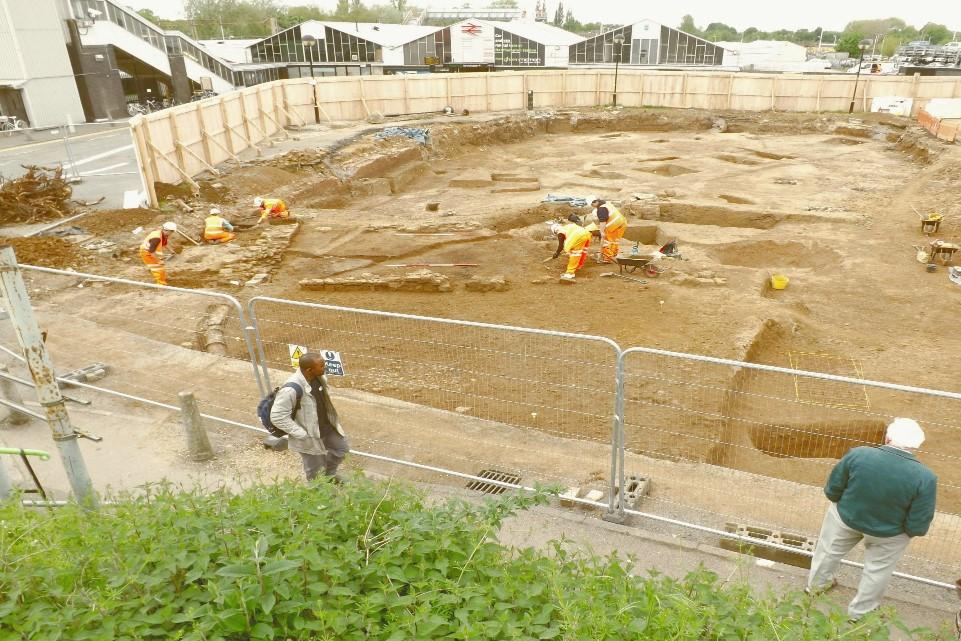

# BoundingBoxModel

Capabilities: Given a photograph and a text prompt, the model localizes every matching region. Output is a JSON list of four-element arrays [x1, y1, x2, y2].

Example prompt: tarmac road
[[0, 125, 143, 211]]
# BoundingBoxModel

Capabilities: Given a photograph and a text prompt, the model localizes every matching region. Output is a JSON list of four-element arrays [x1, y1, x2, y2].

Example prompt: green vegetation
[[676, 15, 957, 55], [0, 479, 943, 640]]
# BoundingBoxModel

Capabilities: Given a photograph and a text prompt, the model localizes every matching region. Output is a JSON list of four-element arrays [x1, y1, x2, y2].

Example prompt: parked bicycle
[[127, 102, 148, 116], [190, 90, 218, 102], [0, 115, 26, 134]]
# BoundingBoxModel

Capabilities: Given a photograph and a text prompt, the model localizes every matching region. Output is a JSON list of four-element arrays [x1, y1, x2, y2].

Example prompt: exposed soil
[[13, 107, 961, 519], [0, 237, 99, 269]]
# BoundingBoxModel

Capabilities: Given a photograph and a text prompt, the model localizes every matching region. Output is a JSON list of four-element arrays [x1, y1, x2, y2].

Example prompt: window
[[568, 26, 632, 64]]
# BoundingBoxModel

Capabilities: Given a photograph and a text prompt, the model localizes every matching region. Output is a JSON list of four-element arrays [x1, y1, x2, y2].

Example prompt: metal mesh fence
[[620, 347, 961, 583], [249, 297, 621, 498], [11, 267, 264, 430]]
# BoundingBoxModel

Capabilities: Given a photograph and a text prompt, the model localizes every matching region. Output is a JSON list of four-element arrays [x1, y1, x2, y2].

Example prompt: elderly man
[[807, 417, 937, 620], [269, 352, 349, 482]]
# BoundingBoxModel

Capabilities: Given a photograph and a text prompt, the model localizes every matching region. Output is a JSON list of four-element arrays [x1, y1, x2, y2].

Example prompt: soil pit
[[37, 108, 961, 518]]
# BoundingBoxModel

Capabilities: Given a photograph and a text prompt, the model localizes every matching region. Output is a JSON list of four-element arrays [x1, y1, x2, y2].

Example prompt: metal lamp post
[[848, 39, 872, 114], [302, 34, 320, 124], [612, 33, 625, 108]]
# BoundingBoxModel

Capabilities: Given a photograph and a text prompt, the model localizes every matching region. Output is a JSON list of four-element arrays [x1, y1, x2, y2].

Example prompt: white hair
[[886, 417, 925, 450]]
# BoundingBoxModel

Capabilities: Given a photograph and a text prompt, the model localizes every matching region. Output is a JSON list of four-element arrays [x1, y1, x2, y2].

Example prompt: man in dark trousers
[[270, 352, 349, 482], [807, 417, 937, 620]]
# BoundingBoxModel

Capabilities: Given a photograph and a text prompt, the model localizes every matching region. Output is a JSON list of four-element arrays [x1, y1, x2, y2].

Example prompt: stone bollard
[[0, 364, 31, 426], [178, 391, 214, 461]]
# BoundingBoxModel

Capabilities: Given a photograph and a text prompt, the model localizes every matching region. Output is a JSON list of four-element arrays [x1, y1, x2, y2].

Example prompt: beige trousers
[[808, 503, 911, 619]]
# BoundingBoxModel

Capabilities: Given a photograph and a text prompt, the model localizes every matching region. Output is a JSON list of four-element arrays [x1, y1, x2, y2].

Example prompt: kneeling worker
[[139, 222, 177, 286], [254, 196, 289, 224], [591, 197, 627, 263], [202, 208, 236, 244], [548, 220, 592, 281]]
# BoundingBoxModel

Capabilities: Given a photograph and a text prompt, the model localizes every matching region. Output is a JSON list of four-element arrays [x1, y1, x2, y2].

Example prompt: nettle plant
[[0, 479, 944, 641]]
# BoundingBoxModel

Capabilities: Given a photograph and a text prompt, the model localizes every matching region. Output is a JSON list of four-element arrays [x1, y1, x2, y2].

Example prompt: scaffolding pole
[[0, 246, 97, 507]]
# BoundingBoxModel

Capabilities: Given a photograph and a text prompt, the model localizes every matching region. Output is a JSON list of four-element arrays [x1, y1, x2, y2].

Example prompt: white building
[[0, 0, 85, 127], [716, 40, 828, 72], [569, 19, 730, 67], [447, 19, 583, 68]]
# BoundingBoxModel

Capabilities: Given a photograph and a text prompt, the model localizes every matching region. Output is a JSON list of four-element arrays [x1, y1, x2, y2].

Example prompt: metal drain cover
[[466, 469, 521, 495]]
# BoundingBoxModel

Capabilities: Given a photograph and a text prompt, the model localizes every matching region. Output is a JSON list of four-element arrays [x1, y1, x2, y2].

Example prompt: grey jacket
[[269, 370, 344, 455]]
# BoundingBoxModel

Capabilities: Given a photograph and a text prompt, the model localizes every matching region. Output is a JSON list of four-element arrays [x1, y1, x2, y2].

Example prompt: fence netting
[[622, 348, 961, 583], [250, 298, 619, 494]]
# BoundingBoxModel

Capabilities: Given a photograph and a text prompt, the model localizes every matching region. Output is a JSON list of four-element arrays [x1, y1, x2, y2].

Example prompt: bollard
[[0, 364, 31, 425], [0, 457, 11, 501], [178, 391, 214, 461], [527, 89, 534, 111]]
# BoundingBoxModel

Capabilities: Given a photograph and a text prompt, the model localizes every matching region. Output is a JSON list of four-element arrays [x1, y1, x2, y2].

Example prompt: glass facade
[[403, 29, 452, 66], [251, 25, 382, 64], [570, 24, 724, 66], [494, 28, 545, 66]]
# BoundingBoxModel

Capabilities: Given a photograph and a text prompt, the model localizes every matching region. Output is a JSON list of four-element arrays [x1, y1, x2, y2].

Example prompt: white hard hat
[[253, 197, 264, 207], [209, 208, 221, 215], [162, 222, 177, 232], [549, 223, 562, 235]]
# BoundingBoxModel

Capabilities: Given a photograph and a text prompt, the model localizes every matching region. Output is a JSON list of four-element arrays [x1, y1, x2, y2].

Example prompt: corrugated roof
[[319, 22, 442, 48], [198, 39, 259, 63], [488, 20, 583, 46]]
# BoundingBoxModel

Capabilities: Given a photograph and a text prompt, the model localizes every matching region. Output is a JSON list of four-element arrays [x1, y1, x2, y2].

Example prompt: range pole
[[0, 246, 97, 507]]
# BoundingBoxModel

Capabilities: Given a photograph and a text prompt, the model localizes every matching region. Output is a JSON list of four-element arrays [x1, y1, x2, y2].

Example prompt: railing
[[4, 262, 961, 590]]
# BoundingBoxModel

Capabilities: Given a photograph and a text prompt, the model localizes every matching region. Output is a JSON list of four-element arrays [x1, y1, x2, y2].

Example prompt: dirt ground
[[6, 107, 961, 516]]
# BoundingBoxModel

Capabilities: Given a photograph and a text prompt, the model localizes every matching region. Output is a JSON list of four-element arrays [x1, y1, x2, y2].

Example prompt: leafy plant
[[0, 479, 944, 640]]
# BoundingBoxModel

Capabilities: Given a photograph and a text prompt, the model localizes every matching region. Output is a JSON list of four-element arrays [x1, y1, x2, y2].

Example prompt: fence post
[[0, 455, 11, 500], [0, 364, 30, 425], [0, 247, 97, 507], [603, 350, 627, 524], [179, 391, 214, 461]]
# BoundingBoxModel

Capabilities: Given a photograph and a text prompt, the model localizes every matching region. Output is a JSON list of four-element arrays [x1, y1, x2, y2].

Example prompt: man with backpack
[[267, 352, 349, 482]]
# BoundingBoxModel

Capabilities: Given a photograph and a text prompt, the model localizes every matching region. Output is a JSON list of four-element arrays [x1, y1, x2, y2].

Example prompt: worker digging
[[587, 197, 628, 264], [202, 208, 236, 244], [547, 219, 592, 282], [138, 222, 177, 286], [255, 196, 290, 224]]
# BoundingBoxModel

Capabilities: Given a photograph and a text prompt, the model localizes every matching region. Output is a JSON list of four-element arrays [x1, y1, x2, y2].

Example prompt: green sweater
[[825, 445, 937, 538]]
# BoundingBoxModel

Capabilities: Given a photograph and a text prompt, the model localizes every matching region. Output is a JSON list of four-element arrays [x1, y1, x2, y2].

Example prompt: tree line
[[677, 15, 958, 57]]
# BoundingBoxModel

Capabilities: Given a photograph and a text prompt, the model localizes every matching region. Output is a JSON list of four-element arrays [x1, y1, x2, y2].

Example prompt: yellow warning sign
[[288, 344, 308, 369]]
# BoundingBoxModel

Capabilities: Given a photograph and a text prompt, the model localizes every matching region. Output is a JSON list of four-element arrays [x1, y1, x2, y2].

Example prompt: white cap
[[549, 223, 562, 235], [162, 222, 177, 232], [209, 208, 221, 215], [253, 197, 264, 207], [886, 417, 925, 449]]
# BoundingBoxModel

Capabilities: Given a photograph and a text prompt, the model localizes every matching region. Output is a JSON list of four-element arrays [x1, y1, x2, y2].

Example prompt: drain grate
[[466, 469, 521, 495]]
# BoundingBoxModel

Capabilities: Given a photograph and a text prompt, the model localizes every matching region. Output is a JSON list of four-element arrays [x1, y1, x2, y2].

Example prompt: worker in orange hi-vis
[[202, 208, 236, 244], [139, 222, 177, 286], [254, 196, 289, 224], [547, 221, 592, 282], [590, 197, 627, 264]]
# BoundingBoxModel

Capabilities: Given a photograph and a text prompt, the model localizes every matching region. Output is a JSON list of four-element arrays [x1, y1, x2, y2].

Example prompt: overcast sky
[[125, 0, 961, 33]]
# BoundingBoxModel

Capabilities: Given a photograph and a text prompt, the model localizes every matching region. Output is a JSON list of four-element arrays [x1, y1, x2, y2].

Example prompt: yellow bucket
[[770, 274, 789, 290]]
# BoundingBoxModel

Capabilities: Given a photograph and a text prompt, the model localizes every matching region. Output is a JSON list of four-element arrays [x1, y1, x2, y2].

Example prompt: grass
[[0, 478, 947, 640]]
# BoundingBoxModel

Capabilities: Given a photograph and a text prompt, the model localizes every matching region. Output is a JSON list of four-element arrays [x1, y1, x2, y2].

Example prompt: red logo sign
[[461, 23, 481, 36]]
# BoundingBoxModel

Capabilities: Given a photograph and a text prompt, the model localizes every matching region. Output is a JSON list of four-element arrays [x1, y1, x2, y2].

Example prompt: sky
[[126, 0, 961, 33]]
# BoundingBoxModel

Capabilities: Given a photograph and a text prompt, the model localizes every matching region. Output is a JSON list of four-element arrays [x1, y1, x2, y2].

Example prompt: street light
[[848, 39, 872, 114], [612, 33, 625, 108], [301, 34, 320, 124]]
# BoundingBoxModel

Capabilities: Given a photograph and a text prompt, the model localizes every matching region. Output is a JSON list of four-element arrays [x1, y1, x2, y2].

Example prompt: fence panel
[[9, 266, 265, 433], [620, 347, 961, 584], [248, 297, 621, 501]]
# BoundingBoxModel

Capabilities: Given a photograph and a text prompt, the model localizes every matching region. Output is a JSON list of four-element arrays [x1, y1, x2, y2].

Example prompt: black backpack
[[257, 382, 304, 437]]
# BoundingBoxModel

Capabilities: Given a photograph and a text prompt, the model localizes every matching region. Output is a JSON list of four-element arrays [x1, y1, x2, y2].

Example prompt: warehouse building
[[569, 19, 727, 67]]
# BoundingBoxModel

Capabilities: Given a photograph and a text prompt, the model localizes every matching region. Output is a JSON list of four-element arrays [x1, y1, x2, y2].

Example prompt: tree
[[183, 0, 280, 38], [678, 15, 700, 36], [553, 2, 564, 26], [920, 22, 952, 44], [702, 22, 738, 42], [136, 8, 164, 24], [835, 33, 864, 57], [390, 0, 408, 12]]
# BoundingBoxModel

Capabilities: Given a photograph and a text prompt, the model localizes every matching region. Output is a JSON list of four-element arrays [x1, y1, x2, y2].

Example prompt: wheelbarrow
[[614, 254, 673, 277]]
